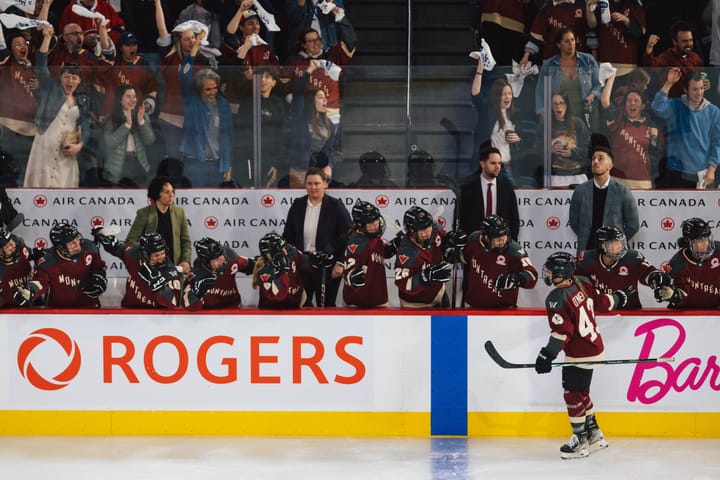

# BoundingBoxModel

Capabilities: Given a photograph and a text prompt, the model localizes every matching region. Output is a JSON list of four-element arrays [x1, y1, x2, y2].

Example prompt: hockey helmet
[[259, 232, 288, 269], [681, 218, 714, 260], [351, 200, 385, 238], [595, 225, 627, 261], [194, 237, 225, 272], [0, 228, 17, 263], [542, 251, 575, 286], [480, 215, 510, 252], [403, 206, 434, 248], [138, 232, 168, 262], [50, 224, 81, 259]]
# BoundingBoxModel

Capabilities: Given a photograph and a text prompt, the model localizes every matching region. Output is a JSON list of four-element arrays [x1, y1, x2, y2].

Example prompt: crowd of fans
[[0, 0, 357, 188]]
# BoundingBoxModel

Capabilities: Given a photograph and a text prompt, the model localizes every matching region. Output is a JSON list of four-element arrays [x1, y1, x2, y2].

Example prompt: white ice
[[0, 436, 718, 480]]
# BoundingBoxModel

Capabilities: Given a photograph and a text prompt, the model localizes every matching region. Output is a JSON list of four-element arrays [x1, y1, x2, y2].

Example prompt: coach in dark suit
[[458, 146, 520, 240], [282, 167, 352, 307]]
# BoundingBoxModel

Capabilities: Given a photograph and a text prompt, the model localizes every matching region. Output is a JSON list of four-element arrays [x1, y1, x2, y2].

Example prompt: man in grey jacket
[[569, 145, 639, 253]]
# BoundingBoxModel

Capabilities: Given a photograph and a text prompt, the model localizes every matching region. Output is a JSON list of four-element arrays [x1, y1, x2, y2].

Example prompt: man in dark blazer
[[282, 167, 352, 307], [458, 146, 520, 240]]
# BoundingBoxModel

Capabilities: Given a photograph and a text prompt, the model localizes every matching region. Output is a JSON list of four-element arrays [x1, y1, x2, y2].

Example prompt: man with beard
[[569, 145, 639, 252], [644, 20, 703, 99]]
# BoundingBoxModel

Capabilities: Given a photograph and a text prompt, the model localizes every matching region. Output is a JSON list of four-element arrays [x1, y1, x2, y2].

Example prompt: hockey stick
[[484, 341, 675, 369]]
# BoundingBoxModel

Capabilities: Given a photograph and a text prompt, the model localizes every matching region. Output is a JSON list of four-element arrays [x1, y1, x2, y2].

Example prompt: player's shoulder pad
[[345, 233, 370, 255], [622, 249, 645, 265], [576, 249, 597, 267], [545, 287, 568, 311], [505, 240, 528, 258], [468, 231, 482, 245], [36, 251, 60, 269]]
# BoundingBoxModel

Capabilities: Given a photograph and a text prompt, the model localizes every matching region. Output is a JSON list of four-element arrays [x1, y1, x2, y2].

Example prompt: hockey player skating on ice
[[655, 217, 720, 309], [342, 200, 399, 308], [576, 225, 671, 309], [535, 251, 632, 459], [456, 215, 537, 308], [394, 206, 453, 308], [183, 237, 256, 310]]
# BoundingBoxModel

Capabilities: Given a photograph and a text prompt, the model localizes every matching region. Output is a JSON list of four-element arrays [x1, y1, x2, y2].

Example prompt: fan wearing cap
[[92, 228, 182, 308], [285, 2, 357, 125], [98, 30, 159, 116], [15, 224, 107, 308], [183, 237, 256, 310], [227, 8, 279, 68], [575, 225, 668, 309], [456, 215, 537, 308], [59, 0, 126, 45], [655, 218, 720, 309]]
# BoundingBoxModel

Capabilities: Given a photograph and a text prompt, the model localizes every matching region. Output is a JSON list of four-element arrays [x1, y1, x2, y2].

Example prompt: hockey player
[[183, 237, 256, 310], [535, 251, 632, 459], [576, 225, 671, 309], [15, 224, 107, 307], [394, 206, 453, 308], [342, 200, 399, 308], [655, 218, 720, 309], [252, 232, 307, 309], [0, 228, 45, 308], [92, 229, 182, 308], [458, 215, 537, 308]]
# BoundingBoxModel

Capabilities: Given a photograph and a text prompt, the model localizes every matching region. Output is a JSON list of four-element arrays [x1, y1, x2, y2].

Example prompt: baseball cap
[[119, 31, 138, 46], [240, 9, 260, 24]]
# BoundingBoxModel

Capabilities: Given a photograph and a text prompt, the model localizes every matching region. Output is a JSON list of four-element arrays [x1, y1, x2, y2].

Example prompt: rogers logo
[[17, 328, 81, 391]]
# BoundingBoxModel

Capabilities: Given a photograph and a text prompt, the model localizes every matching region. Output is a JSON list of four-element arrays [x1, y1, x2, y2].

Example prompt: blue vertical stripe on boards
[[430, 314, 468, 436]]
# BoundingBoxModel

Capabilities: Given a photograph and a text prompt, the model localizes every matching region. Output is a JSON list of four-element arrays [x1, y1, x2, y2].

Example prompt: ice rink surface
[[0, 436, 718, 480]]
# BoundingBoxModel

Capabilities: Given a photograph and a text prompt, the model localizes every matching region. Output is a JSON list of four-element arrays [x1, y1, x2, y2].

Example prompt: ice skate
[[587, 427, 609, 452], [560, 433, 589, 459]]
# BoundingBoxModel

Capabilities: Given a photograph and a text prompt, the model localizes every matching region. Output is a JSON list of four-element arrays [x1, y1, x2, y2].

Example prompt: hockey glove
[[241, 256, 256, 275], [444, 229, 468, 250], [654, 285, 684, 305], [91, 226, 118, 250], [535, 347, 556, 374], [348, 267, 366, 287], [647, 271, 672, 289], [79, 272, 107, 298], [190, 274, 216, 297], [611, 285, 636, 309], [384, 232, 404, 258], [442, 247, 461, 264], [310, 251, 334, 269], [28, 247, 47, 263], [13, 283, 39, 307], [420, 262, 453, 284], [138, 262, 169, 292], [495, 273, 520, 290]]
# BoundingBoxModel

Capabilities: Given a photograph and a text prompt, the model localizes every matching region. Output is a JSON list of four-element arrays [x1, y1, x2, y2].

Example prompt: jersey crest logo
[[260, 273, 270, 282], [549, 301, 558, 309], [398, 254, 409, 264], [496, 254, 507, 266], [578, 251, 585, 261], [711, 258, 720, 269], [618, 266, 629, 276], [347, 244, 358, 254]]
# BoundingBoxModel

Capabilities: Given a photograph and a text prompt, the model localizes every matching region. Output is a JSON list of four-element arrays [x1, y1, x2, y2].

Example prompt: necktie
[[486, 182, 493, 216]]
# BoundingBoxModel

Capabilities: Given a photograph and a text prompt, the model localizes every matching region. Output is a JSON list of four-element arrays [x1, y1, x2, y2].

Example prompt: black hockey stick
[[484, 341, 675, 369]]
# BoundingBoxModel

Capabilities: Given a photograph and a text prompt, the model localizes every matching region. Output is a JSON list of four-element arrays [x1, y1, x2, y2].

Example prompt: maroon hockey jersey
[[183, 247, 253, 310], [0, 236, 33, 308], [255, 244, 305, 309], [394, 228, 445, 307], [664, 243, 720, 309], [342, 232, 389, 308]]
